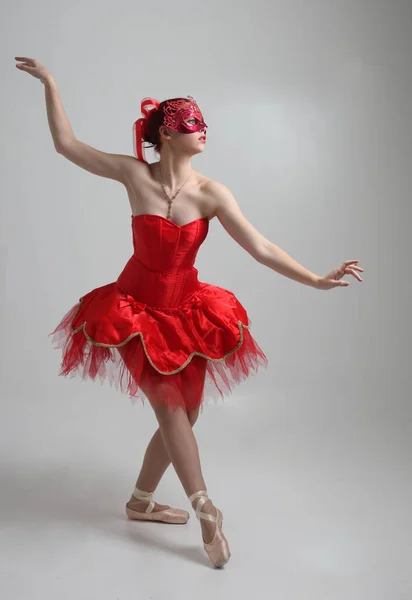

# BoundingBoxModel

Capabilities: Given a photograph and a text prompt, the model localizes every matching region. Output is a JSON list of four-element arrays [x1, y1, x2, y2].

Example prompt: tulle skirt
[[49, 282, 268, 413]]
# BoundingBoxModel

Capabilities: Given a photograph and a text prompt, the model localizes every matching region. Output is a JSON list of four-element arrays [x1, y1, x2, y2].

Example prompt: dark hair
[[143, 97, 188, 155]]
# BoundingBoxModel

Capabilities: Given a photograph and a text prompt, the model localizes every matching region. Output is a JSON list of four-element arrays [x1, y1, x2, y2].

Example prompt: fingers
[[343, 260, 364, 282], [15, 57, 35, 64], [345, 267, 363, 282], [16, 64, 34, 73], [331, 280, 350, 286], [343, 260, 360, 266]]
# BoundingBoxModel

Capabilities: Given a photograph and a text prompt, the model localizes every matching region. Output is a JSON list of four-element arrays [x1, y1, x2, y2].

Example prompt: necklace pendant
[[159, 164, 193, 220]]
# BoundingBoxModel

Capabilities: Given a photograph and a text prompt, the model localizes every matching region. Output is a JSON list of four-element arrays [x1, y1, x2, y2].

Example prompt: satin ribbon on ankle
[[132, 486, 155, 513], [188, 490, 216, 521]]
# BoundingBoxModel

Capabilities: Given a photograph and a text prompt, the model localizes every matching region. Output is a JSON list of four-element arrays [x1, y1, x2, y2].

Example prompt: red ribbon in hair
[[132, 97, 160, 163]]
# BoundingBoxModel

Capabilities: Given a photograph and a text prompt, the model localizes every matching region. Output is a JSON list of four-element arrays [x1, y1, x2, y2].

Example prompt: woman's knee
[[152, 400, 199, 428], [187, 406, 200, 426], [151, 399, 187, 426], [140, 380, 200, 426]]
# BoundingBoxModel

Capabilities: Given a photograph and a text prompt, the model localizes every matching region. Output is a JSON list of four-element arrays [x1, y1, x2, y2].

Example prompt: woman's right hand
[[15, 57, 52, 84]]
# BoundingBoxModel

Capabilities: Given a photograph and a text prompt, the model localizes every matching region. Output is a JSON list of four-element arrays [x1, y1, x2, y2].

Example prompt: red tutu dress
[[50, 213, 268, 412]]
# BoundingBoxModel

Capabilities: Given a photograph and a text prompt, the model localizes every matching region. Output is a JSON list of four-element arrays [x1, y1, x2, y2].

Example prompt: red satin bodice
[[116, 214, 209, 308]]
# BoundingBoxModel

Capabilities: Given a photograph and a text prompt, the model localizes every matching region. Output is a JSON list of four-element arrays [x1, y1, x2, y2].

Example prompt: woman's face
[[175, 107, 207, 134], [169, 122, 207, 156], [178, 105, 208, 153], [160, 103, 208, 155], [163, 98, 207, 133]]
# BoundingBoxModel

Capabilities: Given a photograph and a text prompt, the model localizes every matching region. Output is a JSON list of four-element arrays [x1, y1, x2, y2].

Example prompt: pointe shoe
[[125, 486, 190, 524], [189, 489, 231, 568]]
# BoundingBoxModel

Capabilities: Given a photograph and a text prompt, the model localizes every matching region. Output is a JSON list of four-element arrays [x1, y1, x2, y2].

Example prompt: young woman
[[15, 56, 363, 569]]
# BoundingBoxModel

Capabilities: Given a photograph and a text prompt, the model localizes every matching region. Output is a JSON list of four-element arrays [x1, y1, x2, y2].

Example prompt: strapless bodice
[[116, 214, 209, 308]]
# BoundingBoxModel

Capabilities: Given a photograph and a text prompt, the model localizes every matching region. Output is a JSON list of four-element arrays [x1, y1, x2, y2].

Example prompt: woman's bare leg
[[129, 389, 217, 544], [127, 406, 200, 512]]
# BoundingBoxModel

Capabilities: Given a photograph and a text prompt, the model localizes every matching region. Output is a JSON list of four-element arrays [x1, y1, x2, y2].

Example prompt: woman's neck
[[156, 153, 194, 191]]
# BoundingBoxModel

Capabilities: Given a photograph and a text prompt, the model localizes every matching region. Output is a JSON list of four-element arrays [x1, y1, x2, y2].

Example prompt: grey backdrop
[[1, 0, 411, 598]]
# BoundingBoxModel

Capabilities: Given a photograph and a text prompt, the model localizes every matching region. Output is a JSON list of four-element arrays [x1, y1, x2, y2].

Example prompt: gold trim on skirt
[[68, 297, 251, 376]]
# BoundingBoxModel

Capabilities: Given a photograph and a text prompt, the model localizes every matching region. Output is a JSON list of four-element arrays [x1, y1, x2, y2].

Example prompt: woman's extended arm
[[209, 180, 364, 290], [15, 57, 136, 183]]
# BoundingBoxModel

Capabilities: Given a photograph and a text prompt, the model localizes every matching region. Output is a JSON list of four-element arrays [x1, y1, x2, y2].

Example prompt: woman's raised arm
[[15, 57, 136, 184]]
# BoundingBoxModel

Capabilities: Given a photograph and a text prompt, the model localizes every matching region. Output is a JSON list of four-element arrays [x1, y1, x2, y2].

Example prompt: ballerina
[[15, 56, 364, 569]]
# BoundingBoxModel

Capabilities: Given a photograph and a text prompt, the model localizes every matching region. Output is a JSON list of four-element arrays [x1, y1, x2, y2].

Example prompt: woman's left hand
[[314, 260, 364, 290]]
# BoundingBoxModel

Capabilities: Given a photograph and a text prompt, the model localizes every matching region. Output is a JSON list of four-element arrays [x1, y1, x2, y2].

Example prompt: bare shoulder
[[202, 177, 269, 262], [122, 155, 149, 179], [202, 177, 242, 219]]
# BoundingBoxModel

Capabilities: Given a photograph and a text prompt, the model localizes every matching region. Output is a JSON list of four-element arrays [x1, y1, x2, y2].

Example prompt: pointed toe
[[203, 509, 231, 567], [189, 490, 231, 568]]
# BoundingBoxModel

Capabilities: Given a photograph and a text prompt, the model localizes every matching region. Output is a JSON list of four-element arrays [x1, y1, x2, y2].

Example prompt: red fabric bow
[[181, 295, 202, 313], [132, 97, 160, 163], [118, 295, 147, 312]]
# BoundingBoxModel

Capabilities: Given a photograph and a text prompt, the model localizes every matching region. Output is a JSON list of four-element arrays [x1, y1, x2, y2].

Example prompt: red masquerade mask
[[133, 96, 207, 163]]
